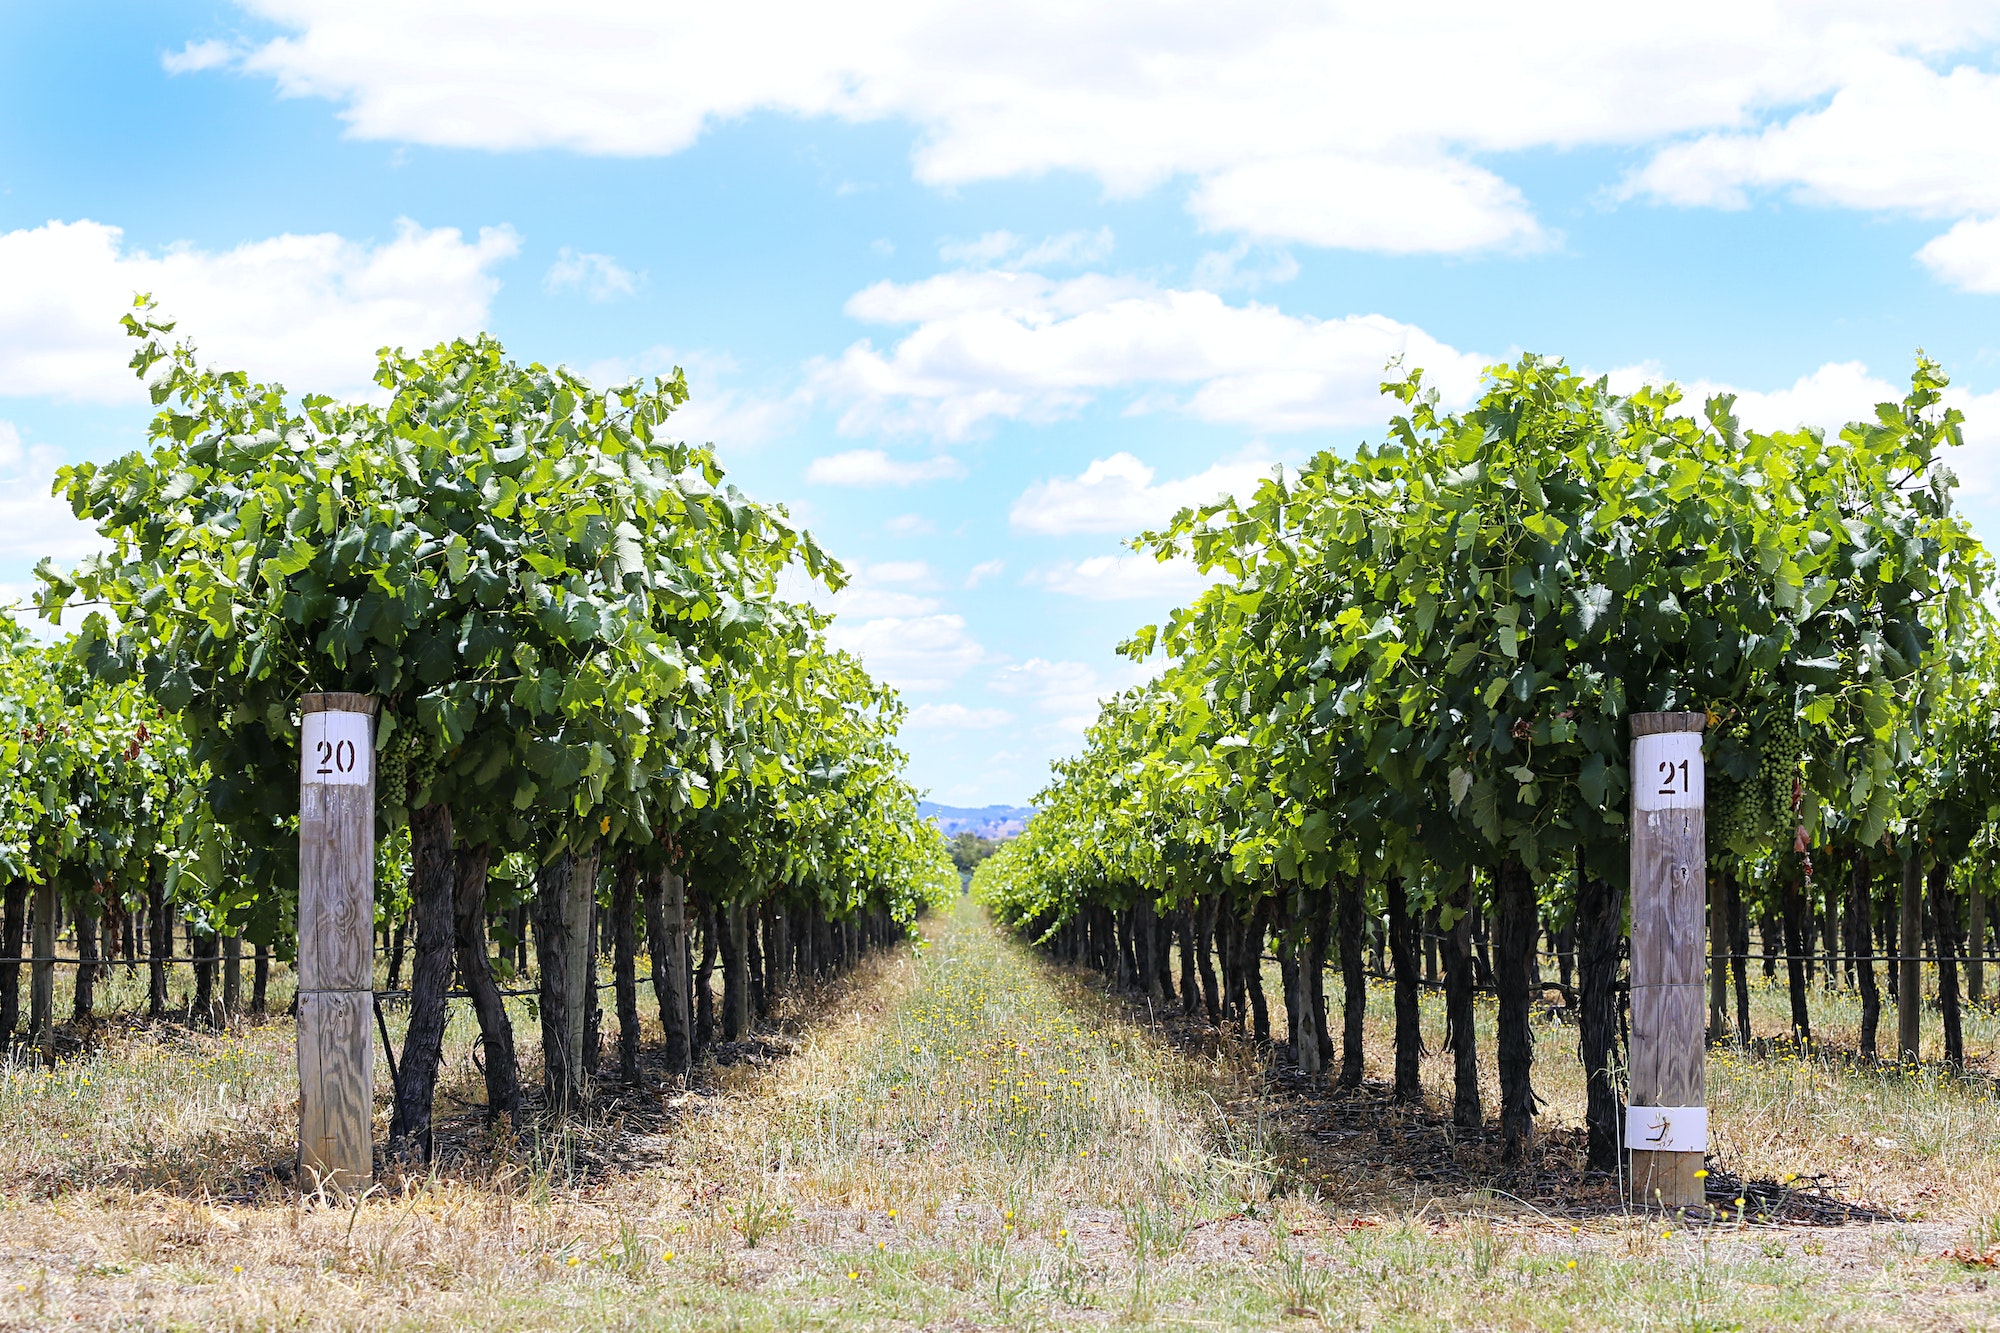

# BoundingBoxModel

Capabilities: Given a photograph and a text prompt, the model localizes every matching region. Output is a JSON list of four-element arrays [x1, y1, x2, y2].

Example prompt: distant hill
[[919, 802, 1035, 840]]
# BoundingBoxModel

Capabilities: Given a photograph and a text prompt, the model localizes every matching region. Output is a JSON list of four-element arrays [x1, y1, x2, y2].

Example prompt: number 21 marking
[[1656, 759, 1689, 795]]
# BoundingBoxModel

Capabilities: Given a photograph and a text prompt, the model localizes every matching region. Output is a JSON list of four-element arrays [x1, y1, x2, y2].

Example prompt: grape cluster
[[1758, 723, 1803, 825], [375, 723, 441, 807], [376, 724, 413, 803], [1709, 770, 1756, 850], [1707, 711, 1802, 855]]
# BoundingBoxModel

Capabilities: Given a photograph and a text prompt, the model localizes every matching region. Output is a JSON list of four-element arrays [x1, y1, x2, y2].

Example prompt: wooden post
[[1628, 711, 1707, 1209], [297, 692, 377, 1194], [222, 935, 242, 1016]]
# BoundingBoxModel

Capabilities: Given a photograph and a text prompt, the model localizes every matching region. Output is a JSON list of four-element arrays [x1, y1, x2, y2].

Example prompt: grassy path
[[4, 896, 1999, 1329]]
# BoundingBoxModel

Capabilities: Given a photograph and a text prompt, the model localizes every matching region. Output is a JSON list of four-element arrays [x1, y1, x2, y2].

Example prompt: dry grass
[[1, 903, 1998, 1330]]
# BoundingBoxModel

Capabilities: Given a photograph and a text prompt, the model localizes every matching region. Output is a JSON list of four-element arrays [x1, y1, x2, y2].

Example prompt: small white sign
[[303, 710, 371, 787], [1633, 731, 1704, 811], [1626, 1103, 1707, 1153]]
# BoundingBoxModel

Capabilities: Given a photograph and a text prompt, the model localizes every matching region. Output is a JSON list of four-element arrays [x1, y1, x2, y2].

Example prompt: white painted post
[[1628, 711, 1708, 1208]]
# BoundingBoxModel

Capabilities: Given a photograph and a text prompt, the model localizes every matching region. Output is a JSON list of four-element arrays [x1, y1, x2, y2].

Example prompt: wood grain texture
[[297, 989, 374, 1191], [1629, 711, 1707, 1207], [296, 692, 377, 1192], [1630, 1149, 1705, 1210]]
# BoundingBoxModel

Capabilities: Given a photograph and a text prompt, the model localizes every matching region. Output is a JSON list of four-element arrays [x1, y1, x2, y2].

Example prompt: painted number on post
[[1632, 731, 1703, 812], [302, 710, 371, 787]]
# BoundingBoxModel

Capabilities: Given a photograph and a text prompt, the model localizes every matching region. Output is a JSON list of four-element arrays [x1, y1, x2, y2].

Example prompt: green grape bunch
[[1705, 706, 1801, 857]]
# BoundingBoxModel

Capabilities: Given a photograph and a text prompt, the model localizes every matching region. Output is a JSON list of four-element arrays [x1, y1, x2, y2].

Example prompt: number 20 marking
[[315, 738, 357, 777], [1656, 759, 1690, 796]]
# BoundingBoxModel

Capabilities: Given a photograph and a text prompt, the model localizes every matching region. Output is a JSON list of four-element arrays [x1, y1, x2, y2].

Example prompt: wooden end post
[[1628, 711, 1708, 1209], [297, 692, 378, 1195]]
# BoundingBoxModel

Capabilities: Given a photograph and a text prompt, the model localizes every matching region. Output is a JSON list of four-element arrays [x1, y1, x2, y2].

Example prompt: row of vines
[[0, 301, 957, 1158], [977, 352, 1999, 1173]]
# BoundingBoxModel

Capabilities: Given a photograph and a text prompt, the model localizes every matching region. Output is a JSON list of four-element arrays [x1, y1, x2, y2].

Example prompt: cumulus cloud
[[824, 613, 986, 692], [805, 448, 967, 486], [543, 246, 640, 300], [822, 561, 943, 619], [0, 217, 519, 402], [904, 702, 1012, 731], [1917, 217, 2000, 294], [940, 228, 1116, 269], [1628, 56, 2000, 219], [162, 38, 235, 73], [1620, 53, 2000, 290], [1189, 242, 1299, 293], [815, 268, 1485, 440], [578, 345, 802, 449], [964, 558, 1005, 588], [1190, 153, 1544, 253], [1030, 552, 1214, 602], [1610, 358, 2000, 501], [884, 513, 937, 536], [988, 656, 1150, 737], [1011, 450, 1277, 535], [197, 2, 2000, 254], [0, 421, 102, 567]]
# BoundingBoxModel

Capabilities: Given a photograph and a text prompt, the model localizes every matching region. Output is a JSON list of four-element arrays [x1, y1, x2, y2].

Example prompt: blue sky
[[5, 3, 2000, 805]]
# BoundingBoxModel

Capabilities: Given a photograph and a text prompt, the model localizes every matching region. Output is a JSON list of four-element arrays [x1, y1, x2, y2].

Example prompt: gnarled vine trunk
[[454, 841, 520, 1124], [645, 865, 692, 1086], [1493, 858, 1539, 1162], [612, 852, 642, 1085], [1851, 857, 1879, 1059], [1575, 867, 1623, 1173], [1931, 861, 1963, 1070], [391, 800, 457, 1155], [1441, 868, 1482, 1131], [1387, 876, 1423, 1104], [1336, 875, 1365, 1089]]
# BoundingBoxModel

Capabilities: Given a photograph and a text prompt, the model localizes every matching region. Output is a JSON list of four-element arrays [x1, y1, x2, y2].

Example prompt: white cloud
[[884, 513, 936, 536], [823, 561, 942, 618], [1031, 552, 1214, 602], [0, 422, 102, 567], [905, 702, 1012, 731], [1011, 450, 1277, 536], [805, 448, 967, 486], [816, 268, 1485, 440], [1018, 229, 1116, 268], [939, 232, 1020, 265], [0, 217, 519, 402], [1609, 358, 2000, 501], [939, 228, 1114, 270], [1190, 242, 1298, 293], [543, 246, 640, 300], [824, 613, 986, 692], [1620, 53, 2000, 287], [1190, 153, 1545, 254], [1917, 217, 2000, 294], [579, 345, 802, 449], [989, 656, 1149, 737], [207, 3, 2000, 255], [162, 39, 235, 73], [1628, 56, 2000, 219], [964, 558, 1005, 588]]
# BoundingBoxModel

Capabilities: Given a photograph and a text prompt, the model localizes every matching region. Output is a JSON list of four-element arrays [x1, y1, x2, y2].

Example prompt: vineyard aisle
[[3, 898, 1998, 1330]]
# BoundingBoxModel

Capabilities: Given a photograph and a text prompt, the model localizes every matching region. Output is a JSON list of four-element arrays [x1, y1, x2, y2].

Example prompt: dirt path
[[3, 897, 1996, 1329]]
